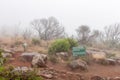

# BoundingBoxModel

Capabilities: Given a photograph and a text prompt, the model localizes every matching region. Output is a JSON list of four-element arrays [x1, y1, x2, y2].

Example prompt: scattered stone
[[31, 54, 47, 67], [91, 75, 105, 80], [56, 52, 68, 57], [40, 74, 53, 79], [105, 58, 116, 65], [113, 77, 120, 80], [3, 49, 13, 53], [12, 67, 33, 73], [68, 59, 88, 71]]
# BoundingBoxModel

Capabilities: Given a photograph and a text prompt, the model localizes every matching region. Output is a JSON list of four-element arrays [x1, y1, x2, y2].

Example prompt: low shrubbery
[[48, 39, 70, 54], [0, 66, 43, 80], [48, 38, 78, 54], [66, 38, 78, 49]]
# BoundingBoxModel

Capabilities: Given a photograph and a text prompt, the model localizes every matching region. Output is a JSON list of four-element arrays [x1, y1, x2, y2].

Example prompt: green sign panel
[[72, 46, 86, 56]]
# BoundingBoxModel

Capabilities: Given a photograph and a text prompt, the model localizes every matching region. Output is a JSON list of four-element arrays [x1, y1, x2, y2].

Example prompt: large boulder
[[91, 52, 106, 62], [31, 54, 47, 67], [20, 52, 39, 62], [68, 59, 88, 71]]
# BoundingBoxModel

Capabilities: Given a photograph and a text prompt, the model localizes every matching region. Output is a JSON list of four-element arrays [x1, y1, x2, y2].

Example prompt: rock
[[105, 59, 116, 65], [40, 74, 53, 79], [12, 67, 33, 73], [3, 49, 13, 53], [31, 54, 47, 67], [91, 76, 105, 80], [2, 53, 12, 58], [56, 52, 69, 61], [68, 59, 88, 71], [113, 77, 120, 80], [92, 52, 106, 62], [20, 52, 39, 62], [56, 52, 68, 57]]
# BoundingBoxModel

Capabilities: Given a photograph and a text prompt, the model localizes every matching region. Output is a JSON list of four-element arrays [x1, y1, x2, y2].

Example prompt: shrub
[[66, 38, 78, 49], [0, 66, 43, 80], [48, 39, 70, 54], [32, 38, 41, 45]]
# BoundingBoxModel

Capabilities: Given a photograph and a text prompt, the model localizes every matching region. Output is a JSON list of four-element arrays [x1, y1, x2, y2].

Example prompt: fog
[[0, 0, 120, 35]]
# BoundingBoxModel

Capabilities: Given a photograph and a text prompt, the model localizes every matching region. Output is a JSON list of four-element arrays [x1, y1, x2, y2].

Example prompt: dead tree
[[31, 17, 65, 40], [101, 24, 120, 48], [76, 25, 100, 45]]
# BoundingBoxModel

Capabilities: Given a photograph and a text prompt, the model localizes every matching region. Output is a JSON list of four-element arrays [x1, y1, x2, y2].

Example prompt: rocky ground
[[4, 52, 120, 80]]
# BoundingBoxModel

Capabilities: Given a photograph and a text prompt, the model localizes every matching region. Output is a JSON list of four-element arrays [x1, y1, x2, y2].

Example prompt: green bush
[[0, 66, 43, 80], [66, 38, 78, 49], [32, 38, 41, 45], [48, 39, 70, 54]]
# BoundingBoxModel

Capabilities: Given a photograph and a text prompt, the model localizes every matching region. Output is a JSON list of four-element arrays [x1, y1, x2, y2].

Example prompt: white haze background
[[0, 0, 120, 35]]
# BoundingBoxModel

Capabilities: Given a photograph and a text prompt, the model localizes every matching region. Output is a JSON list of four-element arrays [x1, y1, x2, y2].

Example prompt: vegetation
[[32, 38, 41, 45], [48, 39, 70, 54], [0, 66, 43, 80], [31, 17, 65, 40], [66, 38, 78, 49]]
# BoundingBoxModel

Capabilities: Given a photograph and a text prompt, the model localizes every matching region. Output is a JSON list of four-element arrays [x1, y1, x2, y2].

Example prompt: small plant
[[48, 39, 70, 54], [32, 38, 41, 45]]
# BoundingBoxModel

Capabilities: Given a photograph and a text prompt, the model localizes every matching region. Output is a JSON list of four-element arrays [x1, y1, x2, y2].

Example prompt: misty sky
[[0, 0, 120, 35]]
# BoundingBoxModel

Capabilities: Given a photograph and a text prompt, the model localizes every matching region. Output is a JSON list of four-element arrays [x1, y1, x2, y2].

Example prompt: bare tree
[[31, 17, 65, 40], [101, 24, 120, 48], [76, 25, 100, 45]]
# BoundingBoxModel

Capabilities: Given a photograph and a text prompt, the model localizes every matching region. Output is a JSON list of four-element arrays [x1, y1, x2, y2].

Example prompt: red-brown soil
[[5, 52, 120, 80], [5, 52, 31, 67]]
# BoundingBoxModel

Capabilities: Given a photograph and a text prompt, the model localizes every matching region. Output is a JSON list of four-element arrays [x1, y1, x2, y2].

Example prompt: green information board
[[72, 46, 86, 56]]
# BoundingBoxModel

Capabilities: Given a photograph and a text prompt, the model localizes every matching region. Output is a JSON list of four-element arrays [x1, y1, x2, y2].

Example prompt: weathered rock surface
[[56, 52, 68, 57], [68, 59, 88, 71], [12, 66, 33, 73], [31, 54, 47, 67], [105, 58, 116, 65], [91, 75, 105, 80]]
